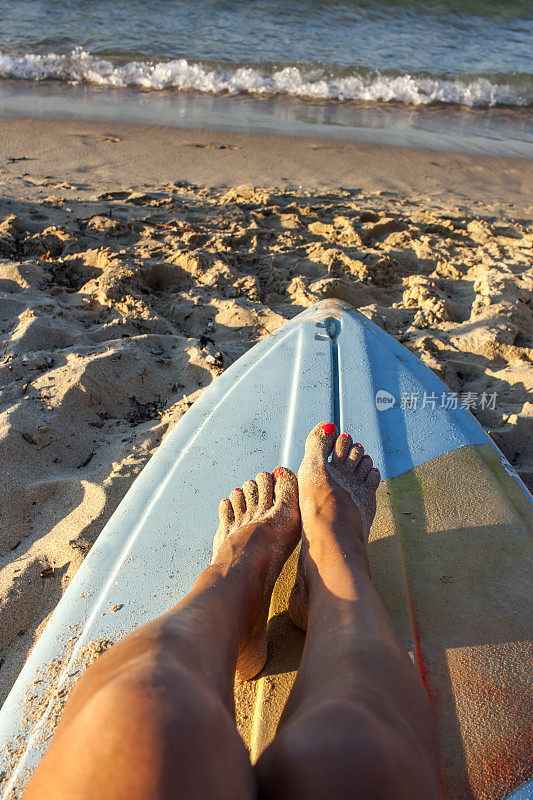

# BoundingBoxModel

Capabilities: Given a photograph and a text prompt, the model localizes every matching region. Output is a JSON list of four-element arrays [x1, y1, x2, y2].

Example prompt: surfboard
[[1, 299, 531, 800]]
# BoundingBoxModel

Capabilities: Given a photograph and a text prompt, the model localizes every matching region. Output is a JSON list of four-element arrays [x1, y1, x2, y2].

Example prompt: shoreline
[[1, 81, 532, 158], [1, 115, 532, 216]]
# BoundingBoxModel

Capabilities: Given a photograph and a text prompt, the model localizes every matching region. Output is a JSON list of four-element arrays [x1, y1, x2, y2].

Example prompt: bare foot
[[212, 467, 301, 679], [289, 422, 380, 630]]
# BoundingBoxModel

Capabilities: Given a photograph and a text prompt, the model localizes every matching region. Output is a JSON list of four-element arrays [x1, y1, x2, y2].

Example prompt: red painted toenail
[[363, 454, 370, 459], [372, 468, 379, 472], [341, 433, 349, 439], [273, 467, 284, 480], [235, 487, 242, 492], [322, 423, 335, 435], [355, 443, 362, 448]]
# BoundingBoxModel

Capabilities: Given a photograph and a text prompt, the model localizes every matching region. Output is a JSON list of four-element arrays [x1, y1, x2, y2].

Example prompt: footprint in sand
[[192, 143, 239, 150]]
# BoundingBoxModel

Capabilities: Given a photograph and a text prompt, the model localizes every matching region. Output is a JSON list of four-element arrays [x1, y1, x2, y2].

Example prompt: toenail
[[341, 433, 349, 439], [235, 487, 242, 492], [363, 454, 370, 459], [223, 498, 229, 502], [273, 467, 284, 480], [372, 467, 379, 472], [355, 443, 362, 448], [322, 423, 335, 435]]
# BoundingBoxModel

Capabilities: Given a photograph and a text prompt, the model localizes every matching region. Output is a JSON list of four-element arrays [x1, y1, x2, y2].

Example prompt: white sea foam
[[0, 51, 530, 108]]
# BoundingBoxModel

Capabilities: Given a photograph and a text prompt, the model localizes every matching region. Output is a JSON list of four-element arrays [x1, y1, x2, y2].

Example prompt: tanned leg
[[23, 468, 300, 800], [256, 423, 440, 800]]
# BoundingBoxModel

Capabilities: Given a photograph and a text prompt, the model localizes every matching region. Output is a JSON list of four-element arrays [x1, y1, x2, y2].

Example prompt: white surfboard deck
[[1, 300, 531, 799]]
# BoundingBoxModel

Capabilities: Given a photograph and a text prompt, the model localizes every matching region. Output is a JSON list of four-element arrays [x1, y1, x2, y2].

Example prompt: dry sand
[[0, 116, 532, 705]]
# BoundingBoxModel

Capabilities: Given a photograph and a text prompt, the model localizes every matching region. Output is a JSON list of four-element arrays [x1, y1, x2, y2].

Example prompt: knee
[[258, 700, 361, 781], [30, 661, 256, 800], [64, 658, 233, 752], [257, 700, 439, 800]]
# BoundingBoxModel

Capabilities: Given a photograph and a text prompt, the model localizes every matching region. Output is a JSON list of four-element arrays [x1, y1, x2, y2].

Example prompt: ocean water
[[0, 0, 532, 151]]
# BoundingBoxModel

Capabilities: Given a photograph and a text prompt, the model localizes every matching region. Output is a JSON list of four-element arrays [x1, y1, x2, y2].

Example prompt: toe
[[242, 479, 259, 513], [305, 421, 338, 462], [218, 498, 234, 527], [347, 442, 364, 470], [229, 487, 246, 520], [366, 467, 381, 492], [256, 471, 274, 511], [273, 467, 298, 508], [354, 453, 373, 483], [332, 432, 352, 466]]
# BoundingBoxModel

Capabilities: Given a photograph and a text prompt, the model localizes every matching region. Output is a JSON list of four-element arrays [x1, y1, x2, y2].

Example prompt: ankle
[[301, 530, 371, 588], [301, 486, 365, 534], [303, 512, 367, 556], [196, 559, 263, 607], [187, 563, 265, 648], [302, 557, 372, 621]]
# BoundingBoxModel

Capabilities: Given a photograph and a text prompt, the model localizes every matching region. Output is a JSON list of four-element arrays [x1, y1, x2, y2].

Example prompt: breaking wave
[[0, 51, 531, 108]]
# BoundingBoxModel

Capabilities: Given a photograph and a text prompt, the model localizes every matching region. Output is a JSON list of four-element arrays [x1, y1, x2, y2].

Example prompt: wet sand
[[0, 116, 532, 703]]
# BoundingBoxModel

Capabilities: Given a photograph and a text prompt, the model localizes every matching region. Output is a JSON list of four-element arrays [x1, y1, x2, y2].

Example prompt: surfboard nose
[[301, 298, 354, 323]]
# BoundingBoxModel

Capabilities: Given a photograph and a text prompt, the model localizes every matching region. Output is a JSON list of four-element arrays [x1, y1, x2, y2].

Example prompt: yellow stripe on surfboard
[[235, 443, 532, 800]]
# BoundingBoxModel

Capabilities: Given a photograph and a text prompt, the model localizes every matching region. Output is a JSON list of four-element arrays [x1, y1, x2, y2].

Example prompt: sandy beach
[[0, 115, 532, 707]]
